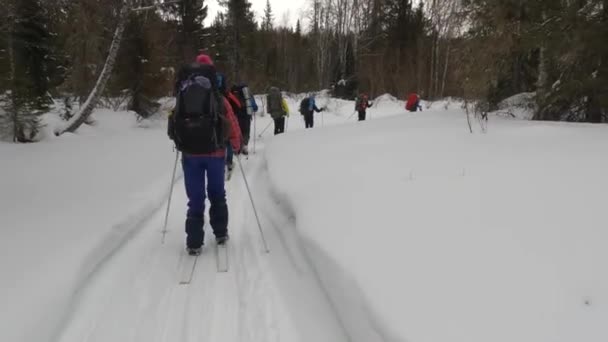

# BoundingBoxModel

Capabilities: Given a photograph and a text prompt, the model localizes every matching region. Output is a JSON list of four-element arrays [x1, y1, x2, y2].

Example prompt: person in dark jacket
[[170, 54, 242, 255], [301, 94, 323, 129], [267, 87, 288, 134], [230, 83, 258, 153]]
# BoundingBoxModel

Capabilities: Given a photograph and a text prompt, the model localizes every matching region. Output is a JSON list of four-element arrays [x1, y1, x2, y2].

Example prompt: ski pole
[[161, 150, 180, 244], [253, 113, 257, 154], [285, 116, 289, 131], [258, 121, 272, 137], [236, 155, 270, 253], [347, 110, 356, 120]]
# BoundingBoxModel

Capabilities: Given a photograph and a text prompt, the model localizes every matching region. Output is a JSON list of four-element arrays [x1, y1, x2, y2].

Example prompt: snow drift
[[264, 108, 608, 342]]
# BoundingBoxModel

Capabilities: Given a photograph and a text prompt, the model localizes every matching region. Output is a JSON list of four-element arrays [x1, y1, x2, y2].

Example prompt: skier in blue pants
[[169, 54, 242, 254]]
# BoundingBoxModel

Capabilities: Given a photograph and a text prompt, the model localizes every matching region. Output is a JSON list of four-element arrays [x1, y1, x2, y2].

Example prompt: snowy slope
[[0, 110, 177, 342], [264, 105, 608, 342]]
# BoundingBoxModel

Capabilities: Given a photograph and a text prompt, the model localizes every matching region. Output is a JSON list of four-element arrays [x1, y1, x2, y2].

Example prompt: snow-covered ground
[[265, 96, 608, 342], [0, 110, 177, 341], [1, 94, 606, 342]]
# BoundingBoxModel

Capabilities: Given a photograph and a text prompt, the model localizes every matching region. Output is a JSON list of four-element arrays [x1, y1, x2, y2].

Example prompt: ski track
[[48, 173, 185, 342], [55, 120, 349, 342]]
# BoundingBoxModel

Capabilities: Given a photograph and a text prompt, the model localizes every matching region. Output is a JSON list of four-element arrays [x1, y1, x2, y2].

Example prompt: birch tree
[[55, 1, 131, 135], [55, 0, 185, 135]]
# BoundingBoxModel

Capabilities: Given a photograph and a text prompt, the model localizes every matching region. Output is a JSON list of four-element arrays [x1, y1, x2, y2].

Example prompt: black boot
[[186, 247, 203, 256], [216, 235, 230, 245], [185, 216, 204, 249]]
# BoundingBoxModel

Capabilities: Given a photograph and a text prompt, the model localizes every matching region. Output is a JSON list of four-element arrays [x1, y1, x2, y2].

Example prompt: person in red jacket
[[406, 93, 422, 112], [355, 93, 372, 121], [169, 54, 242, 255]]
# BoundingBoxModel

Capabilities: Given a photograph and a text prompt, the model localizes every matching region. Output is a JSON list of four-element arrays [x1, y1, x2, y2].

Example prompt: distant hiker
[[267, 87, 288, 135], [405, 93, 422, 112], [168, 54, 242, 255], [230, 83, 258, 153], [355, 93, 372, 121], [299, 94, 324, 129]]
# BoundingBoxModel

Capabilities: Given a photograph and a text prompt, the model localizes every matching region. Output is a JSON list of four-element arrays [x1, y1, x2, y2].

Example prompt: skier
[[168, 54, 242, 255], [267, 87, 288, 135], [299, 94, 324, 129], [406, 93, 422, 112], [230, 83, 258, 152], [355, 93, 372, 121]]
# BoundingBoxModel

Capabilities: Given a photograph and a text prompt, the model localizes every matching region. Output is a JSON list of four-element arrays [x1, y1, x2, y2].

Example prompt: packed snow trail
[[55, 122, 348, 342], [2, 93, 397, 342]]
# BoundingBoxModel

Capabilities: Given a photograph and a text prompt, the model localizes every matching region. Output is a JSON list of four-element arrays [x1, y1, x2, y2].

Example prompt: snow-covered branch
[[131, 0, 182, 12]]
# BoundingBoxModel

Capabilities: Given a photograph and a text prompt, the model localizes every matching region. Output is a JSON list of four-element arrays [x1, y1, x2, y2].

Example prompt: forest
[[1, 0, 607, 142]]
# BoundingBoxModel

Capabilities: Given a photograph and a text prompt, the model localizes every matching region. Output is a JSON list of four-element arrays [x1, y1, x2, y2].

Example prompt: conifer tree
[[262, 0, 274, 32], [1, 0, 54, 142]]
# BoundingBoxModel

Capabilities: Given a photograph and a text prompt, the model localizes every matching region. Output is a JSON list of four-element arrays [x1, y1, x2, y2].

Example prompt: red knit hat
[[195, 54, 213, 65]]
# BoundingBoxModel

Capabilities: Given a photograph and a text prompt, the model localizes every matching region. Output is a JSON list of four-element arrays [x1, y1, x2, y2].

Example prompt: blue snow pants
[[182, 155, 228, 248]]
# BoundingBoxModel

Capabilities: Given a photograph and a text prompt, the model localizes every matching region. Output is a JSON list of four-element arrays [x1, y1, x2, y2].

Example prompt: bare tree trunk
[[535, 11, 549, 120], [440, 43, 451, 98], [233, 9, 240, 81], [8, 26, 15, 90], [428, 35, 435, 99], [433, 37, 440, 99], [416, 36, 424, 95], [537, 46, 548, 97], [315, 6, 332, 89], [7, 11, 19, 142], [56, 3, 131, 135]]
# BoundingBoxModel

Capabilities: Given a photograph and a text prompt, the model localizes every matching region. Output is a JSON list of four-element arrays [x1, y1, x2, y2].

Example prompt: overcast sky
[[205, 0, 310, 28]]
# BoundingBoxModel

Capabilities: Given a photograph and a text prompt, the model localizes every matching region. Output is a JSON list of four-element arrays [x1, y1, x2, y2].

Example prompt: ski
[[178, 250, 200, 285], [216, 242, 229, 273]]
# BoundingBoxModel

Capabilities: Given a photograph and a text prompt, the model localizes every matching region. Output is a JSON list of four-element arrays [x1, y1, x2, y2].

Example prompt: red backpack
[[406, 93, 419, 111]]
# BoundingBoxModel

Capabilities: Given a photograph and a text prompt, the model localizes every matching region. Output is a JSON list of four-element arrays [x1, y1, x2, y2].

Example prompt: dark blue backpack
[[299, 97, 310, 114], [170, 63, 227, 154]]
